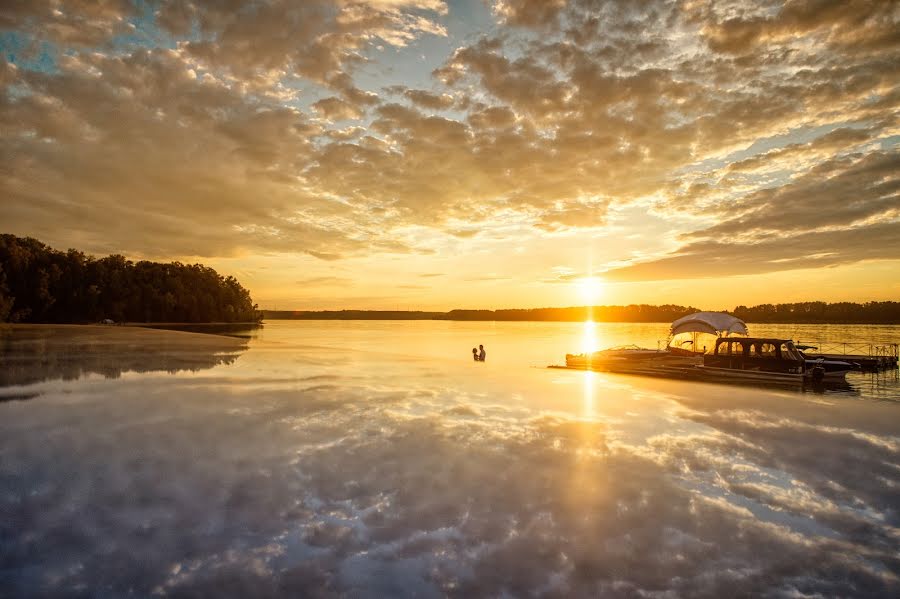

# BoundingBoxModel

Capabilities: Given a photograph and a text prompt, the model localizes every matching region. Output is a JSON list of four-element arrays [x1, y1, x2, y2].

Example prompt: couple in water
[[472, 344, 486, 362]]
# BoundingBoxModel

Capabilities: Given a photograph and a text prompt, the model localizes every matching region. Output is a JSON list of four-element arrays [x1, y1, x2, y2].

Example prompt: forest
[[731, 302, 900, 324], [0, 235, 261, 324], [264, 301, 900, 324], [260, 305, 699, 322]]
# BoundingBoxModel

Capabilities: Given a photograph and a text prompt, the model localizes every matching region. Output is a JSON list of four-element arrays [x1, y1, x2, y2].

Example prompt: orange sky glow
[[2, 1, 898, 310]]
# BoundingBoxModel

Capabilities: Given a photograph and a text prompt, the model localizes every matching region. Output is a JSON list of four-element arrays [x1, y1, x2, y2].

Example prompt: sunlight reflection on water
[[580, 320, 600, 354], [1, 322, 899, 597]]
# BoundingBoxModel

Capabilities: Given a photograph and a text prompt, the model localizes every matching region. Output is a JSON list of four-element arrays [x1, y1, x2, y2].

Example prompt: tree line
[[732, 302, 900, 324], [440, 304, 702, 322], [264, 301, 900, 324], [263, 304, 701, 322], [0, 235, 261, 324]]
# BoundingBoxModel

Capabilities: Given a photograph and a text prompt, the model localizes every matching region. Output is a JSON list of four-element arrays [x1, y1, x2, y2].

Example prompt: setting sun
[[575, 277, 605, 306], [1, 1, 899, 596]]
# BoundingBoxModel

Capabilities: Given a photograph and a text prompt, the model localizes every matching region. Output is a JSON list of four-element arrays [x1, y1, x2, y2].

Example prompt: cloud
[[603, 221, 900, 281], [0, 48, 396, 259], [535, 198, 611, 231], [402, 88, 454, 110], [604, 150, 899, 281], [294, 276, 353, 286], [3, 359, 898, 597], [693, 0, 900, 56], [156, 0, 448, 87], [491, 0, 566, 29], [466, 104, 517, 129], [725, 127, 879, 174], [542, 266, 583, 283], [0, 0, 136, 47], [689, 151, 900, 238], [463, 274, 512, 281], [312, 96, 365, 121], [1, 0, 897, 278]]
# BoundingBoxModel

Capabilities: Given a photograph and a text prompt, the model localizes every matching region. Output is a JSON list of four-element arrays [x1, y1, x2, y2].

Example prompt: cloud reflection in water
[[0, 325, 898, 597]]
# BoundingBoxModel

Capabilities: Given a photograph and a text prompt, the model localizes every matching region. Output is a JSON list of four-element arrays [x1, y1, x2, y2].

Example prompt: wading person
[[479, 344, 486, 362], [472, 347, 480, 361]]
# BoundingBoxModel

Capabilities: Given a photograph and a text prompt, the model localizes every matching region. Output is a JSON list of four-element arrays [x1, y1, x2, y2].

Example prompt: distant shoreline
[[261, 302, 900, 325]]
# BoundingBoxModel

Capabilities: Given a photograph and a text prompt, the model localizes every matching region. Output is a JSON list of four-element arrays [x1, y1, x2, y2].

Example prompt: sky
[[1, 0, 898, 310]]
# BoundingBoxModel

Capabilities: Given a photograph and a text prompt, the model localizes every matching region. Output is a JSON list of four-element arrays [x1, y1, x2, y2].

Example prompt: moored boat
[[667, 311, 749, 356], [795, 344, 863, 377], [558, 312, 863, 386], [565, 345, 694, 372], [697, 337, 855, 383], [565, 312, 748, 374]]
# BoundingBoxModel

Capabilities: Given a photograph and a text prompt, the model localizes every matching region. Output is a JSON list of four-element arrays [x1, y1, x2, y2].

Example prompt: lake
[[1, 321, 899, 597]]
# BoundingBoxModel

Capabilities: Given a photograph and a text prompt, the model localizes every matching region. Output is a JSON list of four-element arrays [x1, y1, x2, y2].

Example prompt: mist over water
[[1, 322, 899, 597]]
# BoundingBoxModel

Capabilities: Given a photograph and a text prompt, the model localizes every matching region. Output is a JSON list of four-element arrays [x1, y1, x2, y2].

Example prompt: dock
[[798, 342, 899, 371]]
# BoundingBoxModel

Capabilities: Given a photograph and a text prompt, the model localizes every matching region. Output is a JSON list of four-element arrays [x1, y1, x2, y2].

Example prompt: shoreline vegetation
[[2, 235, 897, 326], [263, 301, 900, 325], [0, 235, 261, 324]]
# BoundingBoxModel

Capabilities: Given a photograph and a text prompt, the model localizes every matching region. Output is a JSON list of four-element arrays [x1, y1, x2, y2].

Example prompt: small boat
[[697, 337, 855, 383], [566, 345, 667, 365], [796, 344, 862, 377], [566, 345, 694, 372]]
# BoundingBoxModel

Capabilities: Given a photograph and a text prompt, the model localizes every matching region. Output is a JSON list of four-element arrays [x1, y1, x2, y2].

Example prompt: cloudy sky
[[2, 0, 898, 310]]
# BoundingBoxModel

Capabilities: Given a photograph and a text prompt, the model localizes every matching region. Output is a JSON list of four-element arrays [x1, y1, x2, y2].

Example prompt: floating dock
[[798, 342, 899, 371], [802, 353, 897, 370]]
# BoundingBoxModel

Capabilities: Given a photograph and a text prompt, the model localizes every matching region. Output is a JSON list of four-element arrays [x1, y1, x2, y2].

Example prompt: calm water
[[1, 321, 899, 597]]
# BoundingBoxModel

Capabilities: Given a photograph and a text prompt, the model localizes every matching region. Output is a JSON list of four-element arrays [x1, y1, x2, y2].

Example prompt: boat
[[796, 344, 863, 377], [559, 312, 861, 386], [667, 311, 749, 355], [565, 312, 748, 374], [565, 345, 692, 373], [697, 337, 856, 383], [804, 357, 860, 379]]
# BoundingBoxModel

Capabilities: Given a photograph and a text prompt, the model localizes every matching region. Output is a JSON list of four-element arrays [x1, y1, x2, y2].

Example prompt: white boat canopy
[[670, 312, 748, 337]]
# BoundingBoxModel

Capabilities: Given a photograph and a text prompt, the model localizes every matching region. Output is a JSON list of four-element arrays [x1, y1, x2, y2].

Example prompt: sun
[[575, 277, 605, 306]]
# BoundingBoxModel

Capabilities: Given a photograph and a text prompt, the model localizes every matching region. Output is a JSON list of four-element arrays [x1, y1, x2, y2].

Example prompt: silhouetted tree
[[0, 263, 13, 321], [0, 235, 261, 324]]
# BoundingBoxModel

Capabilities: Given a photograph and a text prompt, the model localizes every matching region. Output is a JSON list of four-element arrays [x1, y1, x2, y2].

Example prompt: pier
[[797, 342, 899, 371]]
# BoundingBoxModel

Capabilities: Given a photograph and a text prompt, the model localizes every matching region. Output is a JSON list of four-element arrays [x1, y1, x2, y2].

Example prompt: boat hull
[[804, 359, 857, 380], [565, 351, 700, 375], [695, 365, 805, 384]]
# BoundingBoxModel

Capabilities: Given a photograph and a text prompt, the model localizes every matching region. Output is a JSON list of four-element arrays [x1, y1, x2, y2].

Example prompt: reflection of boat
[[697, 337, 856, 383]]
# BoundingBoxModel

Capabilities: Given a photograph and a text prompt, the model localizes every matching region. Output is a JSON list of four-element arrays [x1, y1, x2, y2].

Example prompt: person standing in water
[[472, 347, 480, 361], [478, 344, 486, 362]]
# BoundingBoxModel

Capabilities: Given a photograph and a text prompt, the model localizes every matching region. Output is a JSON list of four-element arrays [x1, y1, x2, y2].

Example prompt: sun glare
[[581, 320, 600, 416], [581, 320, 599, 354], [575, 277, 605, 305]]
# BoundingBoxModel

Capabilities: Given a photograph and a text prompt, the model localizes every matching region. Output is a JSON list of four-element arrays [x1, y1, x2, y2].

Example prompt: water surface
[[1, 321, 898, 597]]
